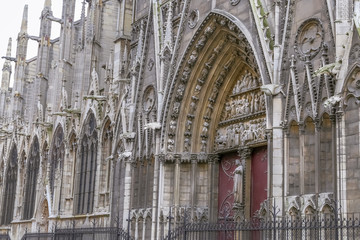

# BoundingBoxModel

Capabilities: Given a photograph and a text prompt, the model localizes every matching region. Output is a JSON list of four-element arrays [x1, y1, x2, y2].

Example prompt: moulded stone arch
[[288, 206, 300, 218], [161, 10, 269, 155], [303, 204, 316, 217], [35, 198, 50, 232], [288, 120, 300, 195], [304, 117, 316, 194], [337, 60, 360, 95], [23, 135, 41, 220], [319, 113, 333, 192], [49, 124, 65, 197], [98, 117, 113, 209], [342, 64, 360, 100], [1, 143, 18, 225], [74, 111, 98, 215]]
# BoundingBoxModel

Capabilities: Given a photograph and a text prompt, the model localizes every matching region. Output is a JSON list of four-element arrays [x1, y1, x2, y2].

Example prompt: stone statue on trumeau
[[233, 161, 244, 204]]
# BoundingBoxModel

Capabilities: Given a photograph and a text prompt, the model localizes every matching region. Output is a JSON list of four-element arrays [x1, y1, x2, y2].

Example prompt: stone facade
[[0, 0, 359, 239]]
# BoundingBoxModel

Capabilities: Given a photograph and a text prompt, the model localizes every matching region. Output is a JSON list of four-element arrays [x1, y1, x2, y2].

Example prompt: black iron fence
[[21, 223, 133, 240], [0, 234, 10, 240], [163, 217, 360, 240]]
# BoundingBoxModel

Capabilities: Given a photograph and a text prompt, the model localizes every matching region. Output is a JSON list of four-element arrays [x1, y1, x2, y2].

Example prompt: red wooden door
[[218, 153, 238, 240], [250, 146, 268, 217], [217, 148, 267, 240]]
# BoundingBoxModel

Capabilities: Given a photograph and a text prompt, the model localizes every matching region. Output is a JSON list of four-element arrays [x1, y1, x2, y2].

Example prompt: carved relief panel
[[214, 71, 266, 151]]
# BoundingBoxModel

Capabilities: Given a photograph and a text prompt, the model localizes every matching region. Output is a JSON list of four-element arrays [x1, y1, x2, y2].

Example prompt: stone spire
[[20, 5, 28, 33], [77, 0, 86, 50], [16, 5, 28, 64], [163, 2, 173, 50], [44, 0, 51, 8], [1, 38, 12, 91], [86, 0, 96, 43]]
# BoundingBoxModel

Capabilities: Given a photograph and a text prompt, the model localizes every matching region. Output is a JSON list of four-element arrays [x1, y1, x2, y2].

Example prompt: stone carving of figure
[[201, 121, 209, 137], [186, 119, 192, 132], [200, 139, 207, 152], [244, 99, 250, 115], [169, 120, 177, 135], [209, 87, 219, 101], [204, 104, 214, 119], [173, 102, 180, 114], [240, 71, 251, 90], [167, 139, 175, 152], [225, 102, 232, 120], [184, 138, 190, 152], [177, 84, 185, 98], [260, 93, 265, 110], [215, 130, 226, 149], [234, 80, 241, 94], [231, 99, 236, 116], [188, 50, 198, 66], [199, 68, 209, 82], [181, 67, 191, 82], [254, 93, 260, 112], [189, 101, 197, 116], [233, 163, 244, 204]]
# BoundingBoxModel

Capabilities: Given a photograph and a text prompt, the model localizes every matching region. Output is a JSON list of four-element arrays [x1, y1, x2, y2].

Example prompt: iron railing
[[21, 227, 133, 240], [0, 234, 10, 240], [162, 203, 360, 240], [163, 217, 360, 240], [21, 219, 133, 240]]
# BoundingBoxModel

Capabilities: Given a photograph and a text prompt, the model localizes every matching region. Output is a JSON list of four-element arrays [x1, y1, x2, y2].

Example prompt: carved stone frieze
[[215, 118, 266, 151]]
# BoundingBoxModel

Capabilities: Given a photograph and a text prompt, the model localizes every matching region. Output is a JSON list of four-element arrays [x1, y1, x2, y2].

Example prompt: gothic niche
[[188, 9, 199, 29], [347, 70, 360, 97], [215, 71, 266, 151], [294, 18, 324, 61], [142, 86, 156, 113]]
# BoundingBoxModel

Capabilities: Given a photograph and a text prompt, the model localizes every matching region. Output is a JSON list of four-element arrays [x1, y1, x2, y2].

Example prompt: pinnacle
[[44, 0, 52, 9], [21, 5, 28, 33], [6, 38, 12, 57]]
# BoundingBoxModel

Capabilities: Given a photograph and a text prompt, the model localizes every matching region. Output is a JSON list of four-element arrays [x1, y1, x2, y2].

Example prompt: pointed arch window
[[49, 126, 65, 196], [74, 113, 98, 214], [23, 137, 40, 219], [1, 145, 18, 225]]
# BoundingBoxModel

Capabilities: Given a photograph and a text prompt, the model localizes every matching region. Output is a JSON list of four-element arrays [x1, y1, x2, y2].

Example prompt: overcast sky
[[0, 1, 82, 86]]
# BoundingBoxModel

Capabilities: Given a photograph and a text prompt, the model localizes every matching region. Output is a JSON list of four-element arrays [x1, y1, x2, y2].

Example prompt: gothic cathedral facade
[[0, 0, 359, 239]]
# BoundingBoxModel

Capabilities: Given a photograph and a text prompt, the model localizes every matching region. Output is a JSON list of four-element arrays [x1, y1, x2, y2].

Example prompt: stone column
[[190, 154, 197, 219], [283, 128, 289, 196], [208, 154, 218, 222], [271, 93, 285, 214], [122, 156, 133, 229], [330, 114, 338, 201], [299, 122, 305, 195], [315, 120, 321, 194], [134, 216, 139, 240], [336, 109, 347, 214], [174, 154, 181, 208], [154, 154, 165, 240]]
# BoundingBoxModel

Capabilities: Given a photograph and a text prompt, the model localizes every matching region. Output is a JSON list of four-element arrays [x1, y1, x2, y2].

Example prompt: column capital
[[238, 147, 252, 163]]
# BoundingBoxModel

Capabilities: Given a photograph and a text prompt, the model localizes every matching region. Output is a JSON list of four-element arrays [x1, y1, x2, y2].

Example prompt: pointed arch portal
[[163, 11, 269, 223]]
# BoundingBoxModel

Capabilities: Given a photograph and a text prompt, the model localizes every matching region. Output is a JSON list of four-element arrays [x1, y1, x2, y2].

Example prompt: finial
[[44, 0, 51, 9], [21, 5, 28, 32], [6, 38, 12, 57], [164, 2, 173, 48]]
